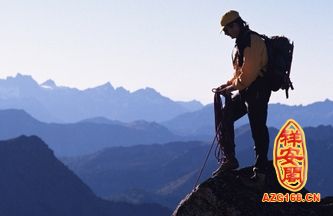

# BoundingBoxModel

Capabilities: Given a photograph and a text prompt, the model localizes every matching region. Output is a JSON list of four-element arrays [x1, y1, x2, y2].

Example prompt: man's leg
[[246, 79, 271, 174], [221, 93, 247, 157], [213, 93, 247, 174]]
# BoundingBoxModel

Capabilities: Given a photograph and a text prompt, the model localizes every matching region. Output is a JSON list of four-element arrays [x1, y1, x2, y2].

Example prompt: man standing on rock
[[213, 10, 271, 181]]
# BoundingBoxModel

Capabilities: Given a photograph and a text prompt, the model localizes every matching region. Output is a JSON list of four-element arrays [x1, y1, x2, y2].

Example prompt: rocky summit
[[173, 162, 333, 216]]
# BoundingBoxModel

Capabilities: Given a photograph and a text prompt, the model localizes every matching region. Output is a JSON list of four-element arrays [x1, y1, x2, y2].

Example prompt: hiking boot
[[213, 157, 239, 176]]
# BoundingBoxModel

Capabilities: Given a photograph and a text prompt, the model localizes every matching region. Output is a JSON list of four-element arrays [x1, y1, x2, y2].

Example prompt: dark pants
[[222, 77, 271, 172]]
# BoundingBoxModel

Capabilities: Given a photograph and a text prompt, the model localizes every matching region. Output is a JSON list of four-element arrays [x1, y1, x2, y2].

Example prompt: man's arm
[[232, 34, 267, 91]]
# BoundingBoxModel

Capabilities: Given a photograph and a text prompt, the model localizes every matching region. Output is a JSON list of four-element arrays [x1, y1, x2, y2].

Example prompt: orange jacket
[[228, 33, 268, 90]]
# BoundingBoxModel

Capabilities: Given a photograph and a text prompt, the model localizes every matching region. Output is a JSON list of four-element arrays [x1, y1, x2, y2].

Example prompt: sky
[[0, 0, 332, 105]]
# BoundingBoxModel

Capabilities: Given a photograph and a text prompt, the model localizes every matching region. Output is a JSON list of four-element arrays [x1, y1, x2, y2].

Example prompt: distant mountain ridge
[[0, 73, 203, 123], [0, 109, 181, 156], [1, 73, 332, 129], [163, 99, 333, 136], [0, 135, 171, 216]]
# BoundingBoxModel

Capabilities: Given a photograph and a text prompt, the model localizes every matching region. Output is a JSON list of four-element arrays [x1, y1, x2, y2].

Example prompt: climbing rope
[[192, 89, 228, 190]]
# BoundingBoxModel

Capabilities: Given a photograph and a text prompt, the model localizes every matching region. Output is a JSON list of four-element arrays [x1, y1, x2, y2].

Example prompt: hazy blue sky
[[0, 1, 332, 105]]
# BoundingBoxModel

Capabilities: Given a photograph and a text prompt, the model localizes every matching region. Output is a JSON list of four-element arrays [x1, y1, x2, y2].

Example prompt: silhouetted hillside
[[63, 125, 333, 209], [62, 126, 278, 208], [0, 135, 171, 216], [62, 141, 208, 209], [0, 109, 180, 156], [304, 125, 333, 196]]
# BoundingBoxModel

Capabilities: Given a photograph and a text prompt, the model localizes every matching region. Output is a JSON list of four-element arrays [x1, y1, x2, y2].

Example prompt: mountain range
[[0, 109, 183, 156], [1, 73, 332, 214], [62, 125, 333, 209], [162, 98, 333, 136], [61, 125, 268, 209], [0, 74, 333, 135], [1, 74, 333, 135], [0, 135, 171, 216], [0, 73, 203, 123]]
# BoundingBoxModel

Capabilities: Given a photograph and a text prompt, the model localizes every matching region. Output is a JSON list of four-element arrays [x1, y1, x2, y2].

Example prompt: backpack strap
[[234, 29, 252, 67]]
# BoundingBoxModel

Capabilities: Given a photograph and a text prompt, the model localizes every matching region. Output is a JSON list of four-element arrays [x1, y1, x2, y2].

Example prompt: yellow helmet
[[220, 10, 240, 27]]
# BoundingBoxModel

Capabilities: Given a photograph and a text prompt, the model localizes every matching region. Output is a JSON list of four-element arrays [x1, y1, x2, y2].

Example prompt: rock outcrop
[[173, 163, 333, 216]]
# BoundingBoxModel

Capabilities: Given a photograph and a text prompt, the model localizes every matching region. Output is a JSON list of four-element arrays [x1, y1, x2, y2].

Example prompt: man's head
[[220, 10, 246, 39]]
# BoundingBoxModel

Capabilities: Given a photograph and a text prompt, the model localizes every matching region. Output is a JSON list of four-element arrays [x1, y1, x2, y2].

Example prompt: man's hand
[[214, 84, 235, 96], [216, 83, 229, 92], [221, 84, 236, 95]]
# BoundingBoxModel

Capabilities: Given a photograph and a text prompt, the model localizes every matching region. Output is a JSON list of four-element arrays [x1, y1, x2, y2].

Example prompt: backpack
[[259, 34, 294, 98]]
